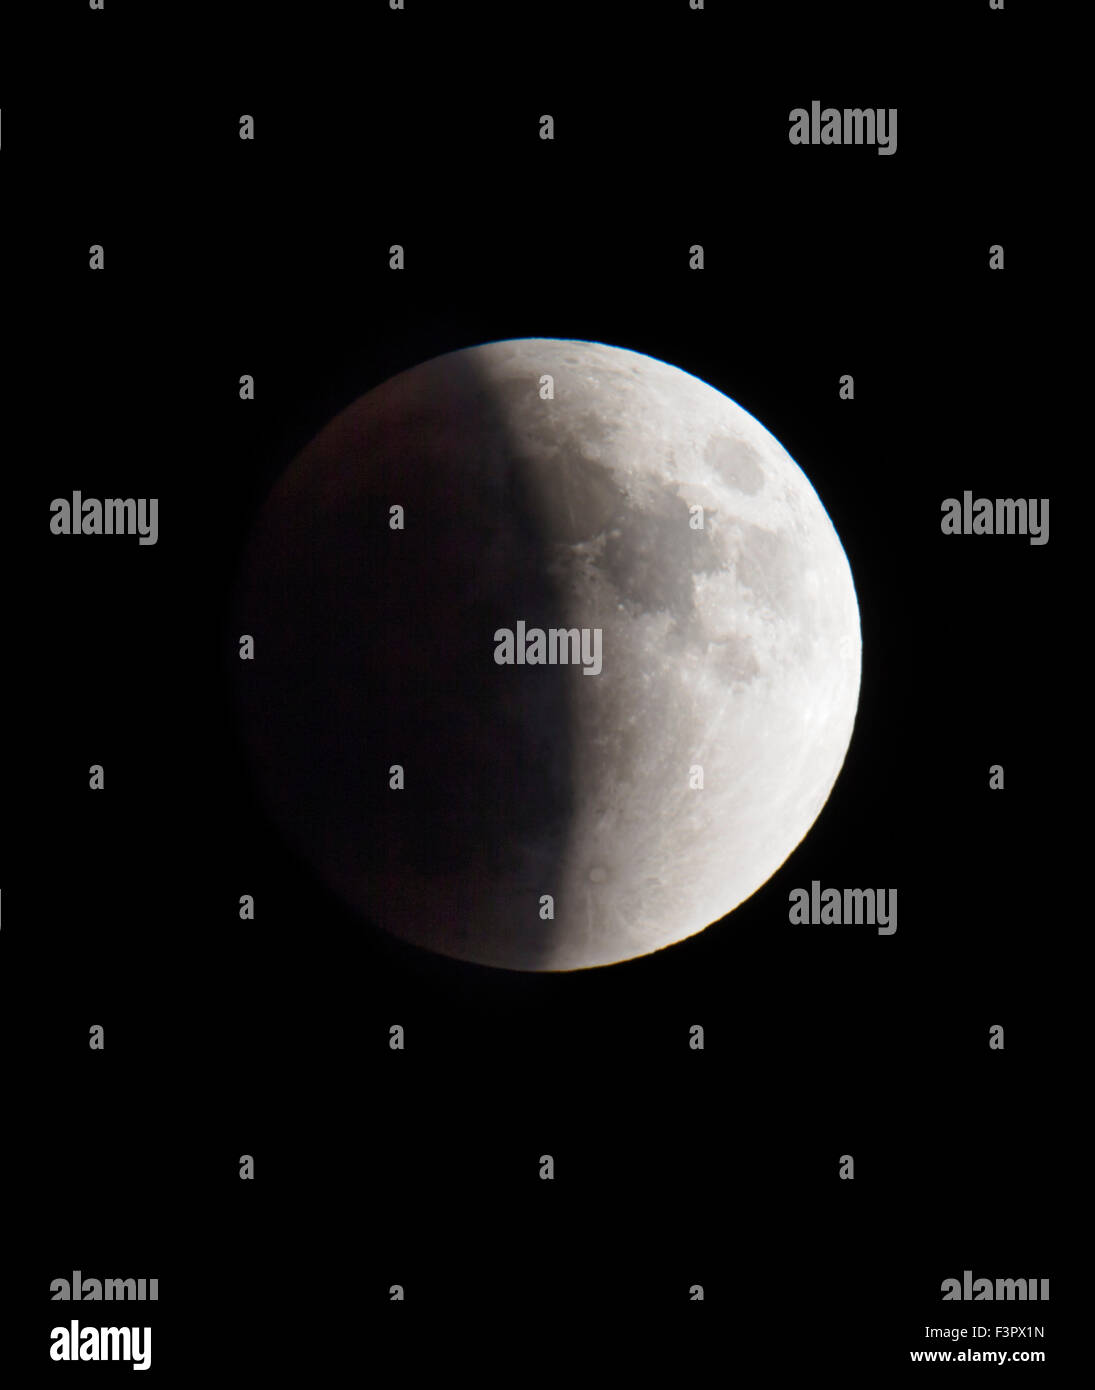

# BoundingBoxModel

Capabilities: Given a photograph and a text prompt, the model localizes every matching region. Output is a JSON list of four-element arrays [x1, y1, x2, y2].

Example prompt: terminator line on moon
[[230, 338, 861, 971]]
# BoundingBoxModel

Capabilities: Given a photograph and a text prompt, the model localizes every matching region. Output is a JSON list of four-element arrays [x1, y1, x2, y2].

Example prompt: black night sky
[[2, 1, 1072, 1378]]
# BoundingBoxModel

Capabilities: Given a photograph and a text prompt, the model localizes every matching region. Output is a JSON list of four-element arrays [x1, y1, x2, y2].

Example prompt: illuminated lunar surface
[[231, 339, 861, 970]]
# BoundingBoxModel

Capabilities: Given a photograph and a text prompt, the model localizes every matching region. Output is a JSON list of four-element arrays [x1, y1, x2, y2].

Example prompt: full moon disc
[[231, 338, 861, 971]]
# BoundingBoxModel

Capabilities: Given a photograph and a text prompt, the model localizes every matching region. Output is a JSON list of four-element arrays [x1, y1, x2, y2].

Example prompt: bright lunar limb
[[231, 339, 861, 971]]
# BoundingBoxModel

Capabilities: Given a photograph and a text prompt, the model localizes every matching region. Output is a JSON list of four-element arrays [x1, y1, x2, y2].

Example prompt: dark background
[[3, 0, 1069, 1378]]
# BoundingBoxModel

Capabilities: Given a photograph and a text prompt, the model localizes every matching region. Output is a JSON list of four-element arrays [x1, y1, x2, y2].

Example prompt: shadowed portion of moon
[[231, 351, 576, 971], [230, 339, 861, 971]]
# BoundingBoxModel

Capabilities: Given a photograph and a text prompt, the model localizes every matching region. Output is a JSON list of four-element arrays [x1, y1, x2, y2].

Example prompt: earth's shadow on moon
[[230, 351, 584, 972]]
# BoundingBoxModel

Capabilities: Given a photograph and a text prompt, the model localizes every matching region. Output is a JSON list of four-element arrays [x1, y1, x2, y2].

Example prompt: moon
[[230, 338, 861, 971]]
